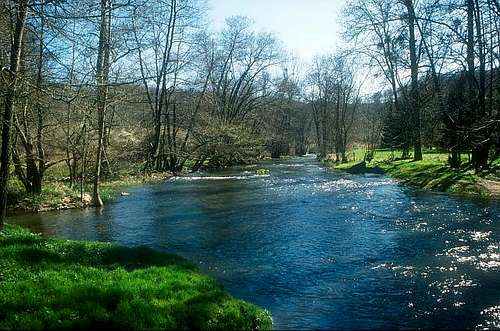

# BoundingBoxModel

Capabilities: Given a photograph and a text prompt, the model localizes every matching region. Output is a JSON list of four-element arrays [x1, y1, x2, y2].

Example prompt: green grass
[[7, 179, 83, 212], [326, 148, 499, 199], [324, 149, 398, 170], [377, 158, 486, 197], [7, 167, 172, 212], [0, 224, 272, 330]]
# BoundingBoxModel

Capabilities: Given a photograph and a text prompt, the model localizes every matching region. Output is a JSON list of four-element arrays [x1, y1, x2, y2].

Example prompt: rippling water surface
[[8, 155, 500, 329]]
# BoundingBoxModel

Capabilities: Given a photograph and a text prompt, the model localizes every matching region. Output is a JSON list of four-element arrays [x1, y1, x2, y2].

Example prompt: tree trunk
[[93, 0, 112, 207], [0, 0, 29, 225], [406, 0, 422, 161], [465, 0, 489, 170], [312, 107, 322, 156], [472, 0, 490, 169], [321, 105, 328, 158], [80, 123, 87, 202], [335, 89, 341, 162], [34, 2, 46, 194]]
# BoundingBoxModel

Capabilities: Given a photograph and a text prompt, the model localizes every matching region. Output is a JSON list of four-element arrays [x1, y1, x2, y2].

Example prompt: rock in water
[[121, 192, 130, 196], [345, 161, 384, 174], [81, 193, 92, 205], [346, 161, 367, 174], [256, 169, 270, 176]]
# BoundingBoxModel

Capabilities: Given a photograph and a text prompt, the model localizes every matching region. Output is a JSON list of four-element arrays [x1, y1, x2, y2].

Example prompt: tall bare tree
[[93, 0, 112, 207], [0, 0, 29, 224]]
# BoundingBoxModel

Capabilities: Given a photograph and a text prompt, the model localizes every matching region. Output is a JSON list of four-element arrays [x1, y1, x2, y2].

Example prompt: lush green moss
[[256, 169, 270, 176], [0, 225, 272, 330]]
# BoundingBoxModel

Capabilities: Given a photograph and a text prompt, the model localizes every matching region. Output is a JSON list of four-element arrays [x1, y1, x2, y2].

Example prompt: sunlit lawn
[[326, 148, 498, 198]]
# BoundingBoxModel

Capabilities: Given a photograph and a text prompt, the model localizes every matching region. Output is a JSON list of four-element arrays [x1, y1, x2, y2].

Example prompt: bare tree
[[0, 0, 29, 224], [403, 0, 423, 160], [209, 16, 282, 124], [344, 0, 412, 158], [93, 0, 112, 207], [131, 0, 207, 173]]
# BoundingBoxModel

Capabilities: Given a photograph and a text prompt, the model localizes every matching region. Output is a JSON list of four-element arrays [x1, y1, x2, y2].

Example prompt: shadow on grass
[[2, 233, 195, 272], [379, 161, 484, 196]]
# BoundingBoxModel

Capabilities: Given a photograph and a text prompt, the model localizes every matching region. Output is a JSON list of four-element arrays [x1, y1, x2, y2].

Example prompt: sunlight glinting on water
[[8, 157, 500, 330], [170, 174, 271, 181]]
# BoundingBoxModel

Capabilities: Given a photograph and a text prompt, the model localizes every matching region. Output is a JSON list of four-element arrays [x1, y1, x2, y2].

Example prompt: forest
[[0, 0, 499, 220]]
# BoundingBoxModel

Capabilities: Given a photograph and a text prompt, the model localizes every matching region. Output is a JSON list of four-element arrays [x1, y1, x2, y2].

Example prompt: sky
[[208, 0, 347, 62]]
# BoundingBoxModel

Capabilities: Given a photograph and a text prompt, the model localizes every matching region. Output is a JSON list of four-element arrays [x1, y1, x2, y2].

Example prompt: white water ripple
[[170, 174, 270, 181]]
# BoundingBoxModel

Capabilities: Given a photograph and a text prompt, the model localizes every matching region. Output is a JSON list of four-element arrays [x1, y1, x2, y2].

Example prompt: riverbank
[[0, 224, 272, 329], [7, 171, 172, 213], [6, 158, 279, 213], [326, 149, 500, 199]]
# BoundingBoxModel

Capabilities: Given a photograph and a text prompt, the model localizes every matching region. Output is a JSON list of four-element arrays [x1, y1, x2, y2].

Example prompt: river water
[[8, 155, 500, 329]]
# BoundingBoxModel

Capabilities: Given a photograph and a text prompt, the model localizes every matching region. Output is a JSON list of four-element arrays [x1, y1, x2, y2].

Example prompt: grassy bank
[[326, 149, 500, 199], [7, 163, 172, 213], [0, 224, 272, 330]]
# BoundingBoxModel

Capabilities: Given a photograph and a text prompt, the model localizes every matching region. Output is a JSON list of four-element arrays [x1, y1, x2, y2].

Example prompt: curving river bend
[[8, 155, 500, 329]]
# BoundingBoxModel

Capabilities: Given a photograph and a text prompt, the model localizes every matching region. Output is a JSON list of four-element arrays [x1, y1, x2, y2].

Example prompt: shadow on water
[[8, 155, 500, 330]]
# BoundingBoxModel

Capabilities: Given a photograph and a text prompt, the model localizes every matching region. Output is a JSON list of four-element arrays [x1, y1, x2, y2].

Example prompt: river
[[8, 155, 500, 329]]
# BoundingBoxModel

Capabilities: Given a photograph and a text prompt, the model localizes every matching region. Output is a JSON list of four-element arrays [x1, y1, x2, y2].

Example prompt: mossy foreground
[[0, 225, 272, 330]]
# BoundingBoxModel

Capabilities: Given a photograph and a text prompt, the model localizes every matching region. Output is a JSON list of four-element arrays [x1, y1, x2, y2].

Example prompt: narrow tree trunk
[[94, 106, 105, 207], [335, 89, 341, 162], [466, 0, 489, 170], [80, 123, 87, 202], [472, 0, 490, 169], [93, 0, 112, 207], [34, 2, 46, 195], [406, 0, 422, 161], [321, 104, 328, 158], [466, 0, 476, 169], [312, 106, 322, 156], [65, 103, 74, 188], [474, 0, 486, 118]]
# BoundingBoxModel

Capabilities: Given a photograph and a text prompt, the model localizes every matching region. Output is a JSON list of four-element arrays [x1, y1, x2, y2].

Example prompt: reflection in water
[[8, 155, 500, 330]]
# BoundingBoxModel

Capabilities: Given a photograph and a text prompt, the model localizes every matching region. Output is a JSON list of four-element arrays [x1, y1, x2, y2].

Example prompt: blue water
[[9, 155, 500, 329]]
